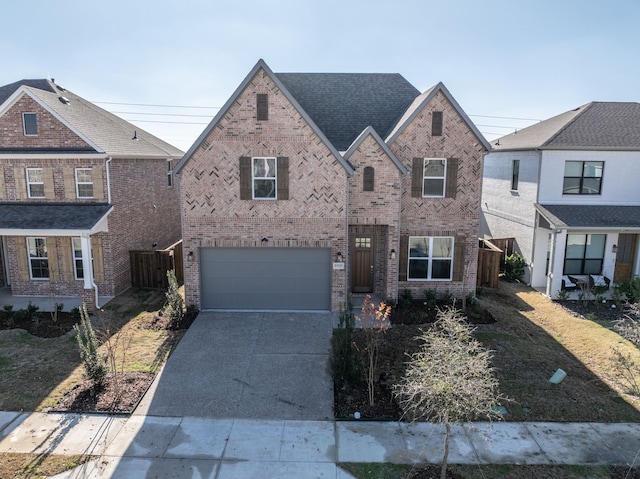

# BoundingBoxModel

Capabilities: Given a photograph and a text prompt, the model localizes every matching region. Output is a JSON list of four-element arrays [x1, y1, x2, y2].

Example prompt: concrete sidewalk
[[2, 412, 640, 478]]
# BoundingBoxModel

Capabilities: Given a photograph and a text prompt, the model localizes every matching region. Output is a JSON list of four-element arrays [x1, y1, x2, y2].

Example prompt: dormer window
[[23, 113, 38, 136], [257, 94, 268, 121]]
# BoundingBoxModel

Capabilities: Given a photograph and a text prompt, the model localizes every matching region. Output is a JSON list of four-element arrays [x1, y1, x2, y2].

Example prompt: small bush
[[73, 304, 108, 390], [505, 252, 526, 281], [398, 289, 413, 309], [618, 278, 640, 304], [331, 297, 361, 390], [163, 270, 185, 329]]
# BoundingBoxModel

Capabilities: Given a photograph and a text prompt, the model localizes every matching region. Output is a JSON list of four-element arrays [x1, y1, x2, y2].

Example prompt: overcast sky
[[2, 0, 638, 151]]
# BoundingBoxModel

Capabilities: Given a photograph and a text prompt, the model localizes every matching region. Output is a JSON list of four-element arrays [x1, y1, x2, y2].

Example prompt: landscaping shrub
[[505, 252, 526, 281], [331, 297, 361, 391], [163, 269, 184, 329], [74, 304, 108, 391]]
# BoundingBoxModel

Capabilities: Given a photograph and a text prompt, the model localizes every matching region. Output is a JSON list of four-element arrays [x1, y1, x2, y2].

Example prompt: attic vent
[[58, 96, 70, 105], [257, 94, 268, 121]]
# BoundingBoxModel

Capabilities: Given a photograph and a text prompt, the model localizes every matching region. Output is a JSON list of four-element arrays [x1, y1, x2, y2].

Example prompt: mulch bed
[[0, 311, 80, 338], [53, 371, 155, 414]]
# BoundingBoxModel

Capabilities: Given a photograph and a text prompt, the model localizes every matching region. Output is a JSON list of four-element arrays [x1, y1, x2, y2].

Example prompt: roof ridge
[[541, 102, 594, 147]]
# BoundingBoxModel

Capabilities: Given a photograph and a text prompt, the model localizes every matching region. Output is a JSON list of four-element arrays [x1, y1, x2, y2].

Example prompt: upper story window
[[408, 236, 454, 281], [252, 157, 277, 199], [511, 159, 520, 191], [422, 158, 446, 197], [167, 160, 173, 187], [23, 113, 38, 136], [256, 94, 268, 121], [431, 111, 443, 136], [26, 168, 45, 198], [363, 166, 374, 191], [27, 237, 49, 279], [563, 161, 603, 195], [75, 168, 94, 198]]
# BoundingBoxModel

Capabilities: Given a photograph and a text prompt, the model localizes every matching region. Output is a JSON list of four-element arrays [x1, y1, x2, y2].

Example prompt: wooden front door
[[352, 235, 374, 293], [614, 234, 637, 283]]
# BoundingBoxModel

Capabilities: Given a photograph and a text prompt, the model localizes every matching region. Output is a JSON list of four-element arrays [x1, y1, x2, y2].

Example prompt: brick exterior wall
[[0, 95, 181, 308], [390, 90, 484, 300], [179, 68, 349, 310], [348, 134, 403, 300]]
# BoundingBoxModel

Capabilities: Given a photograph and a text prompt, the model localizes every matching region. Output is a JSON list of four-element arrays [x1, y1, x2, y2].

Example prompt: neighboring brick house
[[481, 102, 640, 298], [0, 79, 183, 309], [174, 60, 490, 311]]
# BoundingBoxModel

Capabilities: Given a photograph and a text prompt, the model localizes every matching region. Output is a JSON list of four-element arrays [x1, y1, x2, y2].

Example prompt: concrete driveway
[[137, 311, 334, 420]]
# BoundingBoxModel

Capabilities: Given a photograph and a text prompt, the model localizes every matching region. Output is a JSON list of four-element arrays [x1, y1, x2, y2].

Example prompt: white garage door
[[200, 247, 332, 310]]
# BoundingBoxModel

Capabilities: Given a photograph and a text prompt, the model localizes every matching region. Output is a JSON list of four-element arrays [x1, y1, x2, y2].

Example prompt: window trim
[[72, 237, 84, 280], [563, 160, 604, 195], [563, 233, 606, 275], [511, 159, 520, 191], [75, 168, 94, 198], [407, 236, 454, 281], [22, 112, 38, 136], [422, 158, 447, 198], [26, 168, 45, 198], [252, 156, 277, 200], [27, 237, 49, 280]]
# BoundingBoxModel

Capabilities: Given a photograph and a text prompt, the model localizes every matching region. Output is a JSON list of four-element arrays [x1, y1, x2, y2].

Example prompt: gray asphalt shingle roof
[[494, 102, 640, 151], [0, 203, 112, 231], [276, 73, 420, 151], [0, 80, 183, 158], [536, 204, 640, 229]]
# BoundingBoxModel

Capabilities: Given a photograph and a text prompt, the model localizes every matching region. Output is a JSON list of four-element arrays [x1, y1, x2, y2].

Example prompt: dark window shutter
[[411, 158, 423, 198], [363, 166, 374, 191], [277, 157, 289, 200], [432, 111, 443, 136], [257, 94, 268, 121], [452, 235, 465, 281], [239, 157, 252, 200], [398, 235, 408, 281], [445, 158, 458, 199]]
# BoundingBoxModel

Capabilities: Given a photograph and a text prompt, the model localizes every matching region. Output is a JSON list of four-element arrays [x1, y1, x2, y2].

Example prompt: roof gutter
[[105, 157, 112, 204]]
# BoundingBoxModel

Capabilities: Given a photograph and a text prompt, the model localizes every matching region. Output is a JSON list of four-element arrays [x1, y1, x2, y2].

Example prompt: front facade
[[481, 102, 640, 297], [0, 80, 183, 308], [175, 60, 489, 311]]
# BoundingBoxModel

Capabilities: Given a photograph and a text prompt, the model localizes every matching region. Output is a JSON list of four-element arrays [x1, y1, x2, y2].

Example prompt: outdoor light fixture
[[335, 252, 343, 263], [612, 244, 617, 254], [390, 249, 397, 260], [261, 237, 269, 243], [187, 251, 194, 261]]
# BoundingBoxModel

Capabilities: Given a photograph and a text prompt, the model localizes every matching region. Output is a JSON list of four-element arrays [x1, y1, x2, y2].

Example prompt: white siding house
[[481, 102, 640, 298]]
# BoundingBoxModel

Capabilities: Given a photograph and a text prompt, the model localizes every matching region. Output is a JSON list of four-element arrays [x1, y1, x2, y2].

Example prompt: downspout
[[345, 171, 351, 308], [91, 156, 113, 309], [395, 172, 404, 303], [105, 157, 112, 204]]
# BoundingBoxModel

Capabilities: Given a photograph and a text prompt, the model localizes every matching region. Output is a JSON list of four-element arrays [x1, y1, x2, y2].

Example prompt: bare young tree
[[394, 307, 504, 479]]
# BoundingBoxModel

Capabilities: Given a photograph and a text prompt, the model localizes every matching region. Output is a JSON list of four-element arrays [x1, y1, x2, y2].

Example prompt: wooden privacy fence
[[477, 238, 504, 289], [130, 240, 183, 289]]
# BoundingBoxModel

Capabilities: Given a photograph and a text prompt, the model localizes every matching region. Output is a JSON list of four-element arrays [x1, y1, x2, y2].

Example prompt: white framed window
[[408, 236, 454, 281], [422, 158, 446, 197], [72, 237, 84, 279], [23, 112, 38, 136], [75, 168, 94, 198], [252, 157, 277, 199], [27, 237, 49, 279], [26, 168, 45, 198]]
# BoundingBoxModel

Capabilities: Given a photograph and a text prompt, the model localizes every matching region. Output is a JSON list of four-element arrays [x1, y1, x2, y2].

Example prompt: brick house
[[174, 60, 489, 311], [0, 79, 183, 309]]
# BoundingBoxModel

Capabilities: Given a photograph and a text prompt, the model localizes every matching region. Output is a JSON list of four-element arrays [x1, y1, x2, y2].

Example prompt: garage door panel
[[200, 248, 331, 310]]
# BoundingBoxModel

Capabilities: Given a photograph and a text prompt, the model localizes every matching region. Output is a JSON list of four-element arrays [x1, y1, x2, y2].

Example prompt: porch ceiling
[[536, 204, 640, 230], [0, 202, 112, 235]]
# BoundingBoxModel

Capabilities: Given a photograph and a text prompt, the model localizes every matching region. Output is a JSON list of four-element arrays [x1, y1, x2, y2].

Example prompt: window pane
[[77, 184, 94, 197], [29, 184, 45, 197], [253, 158, 275, 178], [432, 237, 453, 257], [31, 259, 49, 278], [584, 162, 603, 178], [431, 259, 452, 279], [583, 259, 602, 275], [23, 113, 37, 135], [564, 161, 583, 176], [424, 159, 445, 176], [76, 169, 92, 182], [27, 169, 43, 182], [581, 177, 601, 194], [585, 234, 606, 258], [423, 179, 444, 196], [563, 178, 581, 194], [563, 259, 583, 275], [254, 179, 276, 198], [565, 235, 586, 259], [409, 259, 428, 279], [409, 237, 429, 258]]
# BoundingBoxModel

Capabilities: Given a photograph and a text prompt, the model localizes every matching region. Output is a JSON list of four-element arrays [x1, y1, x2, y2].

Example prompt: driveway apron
[[138, 312, 334, 420]]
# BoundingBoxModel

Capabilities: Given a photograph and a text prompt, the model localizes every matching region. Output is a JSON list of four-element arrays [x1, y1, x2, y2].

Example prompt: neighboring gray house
[[481, 102, 640, 297]]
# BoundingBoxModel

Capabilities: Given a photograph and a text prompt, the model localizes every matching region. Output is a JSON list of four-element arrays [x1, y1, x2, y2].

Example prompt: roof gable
[[275, 72, 420, 151], [0, 80, 183, 158], [175, 59, 354, 174], [343, 126, 409, 174], [385, 82, 490, 151]]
